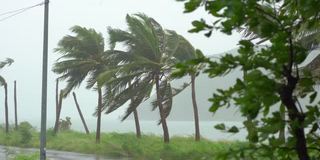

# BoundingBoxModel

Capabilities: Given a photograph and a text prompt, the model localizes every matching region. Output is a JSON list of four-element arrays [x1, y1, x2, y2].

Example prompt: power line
[[0, 2, 44, 16], [0, 7, 27, 17], [0, 2, 44, 22]]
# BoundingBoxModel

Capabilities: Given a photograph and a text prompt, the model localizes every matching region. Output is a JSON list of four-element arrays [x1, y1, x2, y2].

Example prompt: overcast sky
[[0, 0, 241, 128]]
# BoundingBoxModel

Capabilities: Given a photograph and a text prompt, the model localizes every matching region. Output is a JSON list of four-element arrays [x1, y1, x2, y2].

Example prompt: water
[[25, 118, 247, 141], [68, 119, 247, 141]]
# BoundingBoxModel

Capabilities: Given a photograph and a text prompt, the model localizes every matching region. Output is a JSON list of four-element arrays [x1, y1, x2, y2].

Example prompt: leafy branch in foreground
[[177, 0, 320, 159]]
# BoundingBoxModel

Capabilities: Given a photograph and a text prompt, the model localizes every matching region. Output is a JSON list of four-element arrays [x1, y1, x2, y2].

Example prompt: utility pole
[[40, 0, 49, 159]]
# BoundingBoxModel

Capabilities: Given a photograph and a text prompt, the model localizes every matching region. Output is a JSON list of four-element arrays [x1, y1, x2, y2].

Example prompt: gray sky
[[0, 0, 241, 127]]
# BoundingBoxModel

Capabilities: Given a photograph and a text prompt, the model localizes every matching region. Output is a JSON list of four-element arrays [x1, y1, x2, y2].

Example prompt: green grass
[[11, 153, 38, 160], [0, 128, 245, 160]]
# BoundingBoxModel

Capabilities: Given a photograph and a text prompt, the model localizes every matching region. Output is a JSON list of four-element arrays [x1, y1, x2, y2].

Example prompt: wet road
[[0, 146, 130, 160]]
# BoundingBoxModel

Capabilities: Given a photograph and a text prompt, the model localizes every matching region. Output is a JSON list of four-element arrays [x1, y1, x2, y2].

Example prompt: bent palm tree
[[53, 26, 109, 143], [99, 14, 194, 143], [0, 58, 14, 133]]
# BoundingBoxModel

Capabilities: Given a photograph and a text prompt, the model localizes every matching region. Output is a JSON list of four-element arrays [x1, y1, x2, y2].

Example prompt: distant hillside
[[131, 48, 320, 121]]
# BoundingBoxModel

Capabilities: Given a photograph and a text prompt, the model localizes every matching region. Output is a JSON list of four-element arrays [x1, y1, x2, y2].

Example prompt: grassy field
[[0, 124, 246, 160]]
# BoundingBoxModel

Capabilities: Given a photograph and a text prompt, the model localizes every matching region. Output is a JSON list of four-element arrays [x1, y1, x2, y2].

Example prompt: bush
[[59, 117, 72, 131], [18, 122, 34, 144]]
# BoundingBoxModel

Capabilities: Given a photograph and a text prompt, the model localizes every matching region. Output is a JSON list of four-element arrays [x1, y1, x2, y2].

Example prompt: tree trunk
[[279, 73, 309, 160], [191, 75, 200, 141], [4, 83, 9, 133], [53, 90, 63, 134], [133, 108, 141, 138], [72, 92, 90, 134], [278, 37, 310, 160], [96, 88, 102, 144], [55, 79, 59, 122], [14, 81, 18, 130], [155, 74, 170, 143], [128, 81, 141, 138]]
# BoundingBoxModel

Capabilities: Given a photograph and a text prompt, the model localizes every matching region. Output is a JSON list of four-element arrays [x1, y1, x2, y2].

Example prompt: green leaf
[[189, 19, 211, 33], [309, 123, 318, 134], [228, 126, 239, 133], [184, 0, 202, 13], [309, 92, 317, 103], [209, 104, 220, 113], [214, 123, 226, 130]]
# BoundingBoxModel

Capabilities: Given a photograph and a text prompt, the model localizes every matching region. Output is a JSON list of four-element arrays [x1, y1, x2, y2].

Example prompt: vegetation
[[11, 153, 38, 160], [1, 1, 319, 159], [176, 0, 320, 159], [49, 13, 204, 146], [58, 117, 72, 131], [53, 26, 109, 143], [98, 14, 198, 143], [0, 126, 245, 160], [172, 47, 205, 141]]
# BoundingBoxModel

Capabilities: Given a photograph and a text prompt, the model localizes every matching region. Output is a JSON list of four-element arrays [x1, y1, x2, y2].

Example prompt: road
[[0, 146, 130, 160]]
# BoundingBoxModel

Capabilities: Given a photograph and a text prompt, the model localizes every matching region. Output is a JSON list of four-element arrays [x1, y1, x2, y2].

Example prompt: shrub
[[18, 122, 34, 144], [58, 117, 72, 131]]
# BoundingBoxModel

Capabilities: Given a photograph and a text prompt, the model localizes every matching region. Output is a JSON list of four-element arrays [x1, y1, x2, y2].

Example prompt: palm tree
[[99, 14, 193, 143], [14, 80, 18, 130], [172, 36, 204, 141], [0, 58, 14, 133], [53, 26, 109, 143]]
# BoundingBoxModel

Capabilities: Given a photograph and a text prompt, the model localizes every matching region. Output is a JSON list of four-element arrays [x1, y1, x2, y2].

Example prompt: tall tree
[[99, 14, 194, 143], [53, 26, 109, 143], [14, 80, 18, 129], [177, 0, 320, 159], [172, 38, 204, 141], [0, 58, 13, 133]]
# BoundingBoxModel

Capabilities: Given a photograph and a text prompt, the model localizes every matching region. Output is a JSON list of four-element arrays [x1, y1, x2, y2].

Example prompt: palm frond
[[0, 58, 14, 69], [126, 14, 159, 60], [107, 27, 135, 50], [164, 30, 181, 61], [121, 82, 153, 121], [105, 75, 153, 114], [53, 25, 108, 95]]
